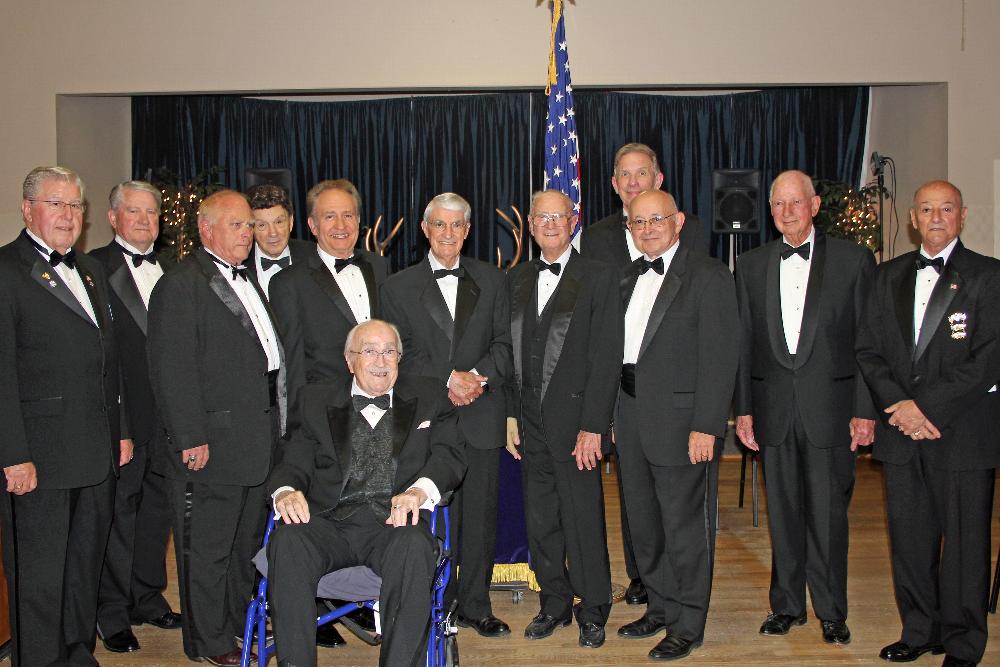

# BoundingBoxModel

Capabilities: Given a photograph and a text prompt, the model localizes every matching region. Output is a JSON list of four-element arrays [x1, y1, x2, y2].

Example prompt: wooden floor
[[89, 455, 1000, 666]]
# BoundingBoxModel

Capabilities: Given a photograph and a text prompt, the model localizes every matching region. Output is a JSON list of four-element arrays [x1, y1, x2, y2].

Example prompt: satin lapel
[[108, 257, 149, 335], [621, 260, 640, 308], [638, 248, 686, 362], [892, 259, 917, 358], [541, 253, 582, 401], [509, 267, 536, 386], [77, 263, 106, 330], [914, 260, 961, 363], [198, 251, 258, 342], [452, 269, 480, 360], [420, 262, 454, 346], [764, 241, 794, 369], [252, 276, 287, 431], [614, 212, 630, 266], [29, 257, 95, 326], [311, 262, 357, 325], [326, 402, 353, 498], [390, 395, 418, 459], [358, 256, 379, 317], [792, 233, 827, 369]]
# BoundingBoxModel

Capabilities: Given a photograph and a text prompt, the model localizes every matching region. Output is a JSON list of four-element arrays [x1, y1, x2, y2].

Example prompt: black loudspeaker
[[712, 169, 761, 234], [244, 168, 293, 195]]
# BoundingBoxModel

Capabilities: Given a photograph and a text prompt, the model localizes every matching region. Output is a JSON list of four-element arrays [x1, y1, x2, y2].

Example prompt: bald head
[[769, 170, 816, 201], [910, 179, 966, 257], [769, 170, 819, 247], [197, 190, 254, 266], [627, 189, 685, 258]]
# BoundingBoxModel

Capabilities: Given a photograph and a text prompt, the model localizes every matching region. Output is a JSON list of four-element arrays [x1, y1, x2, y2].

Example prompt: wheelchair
[[240, 505, 459, 666]]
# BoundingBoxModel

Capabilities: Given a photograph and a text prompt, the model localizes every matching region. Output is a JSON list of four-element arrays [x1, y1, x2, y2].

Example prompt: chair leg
[[738, 449, 748, 508], [990, 545, 1000, 613], [751, 454, 759, 528]]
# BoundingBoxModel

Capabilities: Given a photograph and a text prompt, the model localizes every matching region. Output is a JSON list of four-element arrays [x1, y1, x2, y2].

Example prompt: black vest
[[331, 409, 396, 520], [521, 276, 557, 391]]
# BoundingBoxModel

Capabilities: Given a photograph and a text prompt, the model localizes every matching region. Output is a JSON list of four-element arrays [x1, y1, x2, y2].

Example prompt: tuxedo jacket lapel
[[309, 256, 358, 325], [613, 212, 631, 266], [197, 250, 260, 344], [793, 233, 827, 369], [326, 402, 353, 499], [419, 260, 455, 347], [892, 259, 917, 359], [77, 263, 108, 330], [358, 256, 379, 317], [509, 267, 536, 387], [107, 252, 149, 335], [915, 257, 961, 363], [764, 241, 793, 369], [542, 252, 583, 401], [638, 247, 686, 362], [452, 268, 480, 359], [24, 242, 97, 328], [390, 394, 418, 459]]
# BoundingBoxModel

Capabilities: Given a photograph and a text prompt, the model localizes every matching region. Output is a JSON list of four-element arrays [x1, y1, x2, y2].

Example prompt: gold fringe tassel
[[544, 0, 563, 95], [491, 562, 540, 592]]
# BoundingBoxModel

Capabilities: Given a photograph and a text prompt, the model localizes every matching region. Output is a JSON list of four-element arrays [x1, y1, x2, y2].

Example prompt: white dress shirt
[[205, 249, 281, 371], [272, 378, 440, 515], [317, 247, 371, 324], [116, 236, 163, 307], [624, 242, 680, 364], [779, 227, 815, 355], [914, 237, 958, 345], [428, 252, 460, 319], [254, 243, 291, 297], [26, 228, 98, 325], [537, 244, 573, 316]]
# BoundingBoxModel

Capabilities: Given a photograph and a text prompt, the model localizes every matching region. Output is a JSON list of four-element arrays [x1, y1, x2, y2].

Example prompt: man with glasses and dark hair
[[89, 180, 183, 654], [381, 192, 513, 638], [245, 184, 314, 297], [505, 189, 622, 649], [266, 319, 465, 667], [0, 166, 127, 666], [148, 190, 286, 666], [614, 189, 738, 661]]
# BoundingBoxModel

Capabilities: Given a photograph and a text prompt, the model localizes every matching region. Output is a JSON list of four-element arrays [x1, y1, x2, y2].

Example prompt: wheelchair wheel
[[445, 634, 459, 667]]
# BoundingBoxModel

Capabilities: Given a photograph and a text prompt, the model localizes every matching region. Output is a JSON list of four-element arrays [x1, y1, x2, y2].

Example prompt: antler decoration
[[495, 205, 525, 271], [364, 214, 405, 257]]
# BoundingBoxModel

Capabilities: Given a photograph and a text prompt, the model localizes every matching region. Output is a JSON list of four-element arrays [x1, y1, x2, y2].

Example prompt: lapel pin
[[48, 280, 57, 287], [41, 271, 50, 280], [85, 275, 95, 287], [950, 283, 958, 290]]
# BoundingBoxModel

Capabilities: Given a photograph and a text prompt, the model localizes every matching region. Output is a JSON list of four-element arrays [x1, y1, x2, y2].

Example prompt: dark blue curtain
[[133, 86, 868, 269]]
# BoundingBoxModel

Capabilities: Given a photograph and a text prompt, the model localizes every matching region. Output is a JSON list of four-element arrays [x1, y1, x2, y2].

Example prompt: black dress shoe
[[524, 612, 572, 640], [195, 650, 249, 666], [316, 620, 346, 647], [457, 614, 511, 637], [579, 622, 605, 648], [649, 635, 702, 661], [878, 640, 945, 662], [345, 606, 376, 633], [759, 612, 807, 635], [618, 614, 667, 639], [137, 611, 183, 630], [625, 578, 648, 605], [101, 628, 140, 653], [821, 619, 851, 645], [941, 656, 978, 666]]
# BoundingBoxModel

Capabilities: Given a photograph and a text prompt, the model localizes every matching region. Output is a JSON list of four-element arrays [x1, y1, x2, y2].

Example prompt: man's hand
[[910, 419, 942, 440], [119, 438, 135, 467], [386, 487, 428, 527], [885, 400, 928, 435], [849, 418, 875, 451], [181, 444, 209, 471], [688, 431, 716, 465], [735, 415, 759, 451], [572, 431, 602, 471], [275, 489, 310, 524], [448, 371, 487, 406], [4, 462, 37, 495], [505, 417, 521, 460]]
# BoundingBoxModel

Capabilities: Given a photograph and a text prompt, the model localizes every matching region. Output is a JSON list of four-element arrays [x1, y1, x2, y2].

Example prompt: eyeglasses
[[29, 199, 86, 214], [628, 213, 678, 231], [426, 220, 470, 232], [350, 348, 400, 360], [531, 212, 571, 226]]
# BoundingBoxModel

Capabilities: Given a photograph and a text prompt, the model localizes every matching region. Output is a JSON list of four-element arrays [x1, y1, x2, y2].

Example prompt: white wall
[[2, 0, 998, 254]]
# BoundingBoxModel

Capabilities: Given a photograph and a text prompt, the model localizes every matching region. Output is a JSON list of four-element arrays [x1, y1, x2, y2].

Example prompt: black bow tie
[[27, 234, 76, 270], [915, 255, 945, 274], [209, 254, 248, 281], [535, 259, 561, 275], [334, 256, 358, 273], [432, 266, 464, 280], [781, 242, 811, 261], [117, 243, 157, 268], [353, 394, 390, 411], [261, 256, 290, 271], [640, 256, 664, 275]]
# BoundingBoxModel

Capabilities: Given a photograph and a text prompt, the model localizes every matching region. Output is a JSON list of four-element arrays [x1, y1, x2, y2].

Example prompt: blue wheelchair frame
[[240, 506, 456, 666]]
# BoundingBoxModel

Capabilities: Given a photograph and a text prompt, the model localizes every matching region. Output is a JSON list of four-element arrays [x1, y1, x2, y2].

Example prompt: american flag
[[542, 0, 582, 237]]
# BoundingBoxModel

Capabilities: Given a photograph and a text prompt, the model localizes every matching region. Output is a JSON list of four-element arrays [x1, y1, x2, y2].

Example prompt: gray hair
[[344, 319, 403, 359], [613, 143, 661, 176], [109, 180, 162, 211], [306, 179, 361, 218], [769, 170, 816, 201], [23, 166, 85, 201], [423, 192, 471, 223], [529, 189, 574, 215]]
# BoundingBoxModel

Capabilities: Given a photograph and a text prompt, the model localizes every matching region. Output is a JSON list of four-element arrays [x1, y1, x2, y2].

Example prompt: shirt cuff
[[407, 477, 440, 511], [271, 485, 295, 518], [446, 368, 486, 389]]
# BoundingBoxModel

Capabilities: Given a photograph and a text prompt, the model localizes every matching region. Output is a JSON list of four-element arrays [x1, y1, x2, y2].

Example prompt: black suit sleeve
[[416, 396, 466, 496], [733, 258, 754, 416], [472, 274, 512, 385], [856, 269, 910, 411], [850, 250, 877, 420], [379, 281, 421, 378], [580, 266, 623, 435], [0, 274, 31, 467], [265, 394, 319, 497], [692, 265, 740, 437]]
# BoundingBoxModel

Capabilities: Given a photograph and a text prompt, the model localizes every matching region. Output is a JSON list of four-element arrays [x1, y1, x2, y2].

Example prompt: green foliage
[[812, 178, 888, 253], [152, 167, 225, 264]]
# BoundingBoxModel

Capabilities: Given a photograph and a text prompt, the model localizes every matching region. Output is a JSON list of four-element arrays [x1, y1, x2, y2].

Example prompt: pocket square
[[417, 420, 431, 429], [989, 385, 997, 393]]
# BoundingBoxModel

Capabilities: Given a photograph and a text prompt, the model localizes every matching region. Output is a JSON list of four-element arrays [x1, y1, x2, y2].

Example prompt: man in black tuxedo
[[579, 142, 703, 606], [857, 180, 1000, 666], [245, 184, 315, 297], [148, 190, 286, 666], [506, 189, 622, 649], [89, 180, 181, 655], [269, 179, 389, 404], [381, 192, 513, 638], [734, 170, 875, 646], [615, 190, 739, 661], [0, 166, 128, 666], [266, 319, 465, 667]]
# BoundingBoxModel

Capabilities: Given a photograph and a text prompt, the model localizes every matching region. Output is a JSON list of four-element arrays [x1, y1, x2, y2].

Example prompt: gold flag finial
[[545, 0, 563, 95]]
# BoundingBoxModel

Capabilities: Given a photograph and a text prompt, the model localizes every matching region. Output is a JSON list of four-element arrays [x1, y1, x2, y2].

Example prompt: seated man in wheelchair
[[266, 319, 466, 667]]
